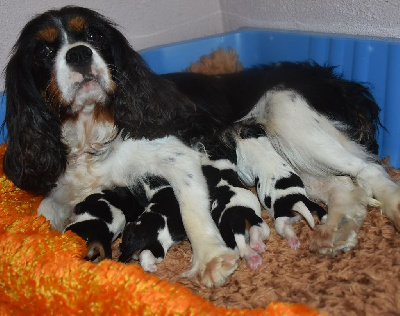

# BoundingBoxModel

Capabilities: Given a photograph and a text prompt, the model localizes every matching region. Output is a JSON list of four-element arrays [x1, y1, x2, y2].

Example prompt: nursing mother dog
[[3, 6, 400, 286]]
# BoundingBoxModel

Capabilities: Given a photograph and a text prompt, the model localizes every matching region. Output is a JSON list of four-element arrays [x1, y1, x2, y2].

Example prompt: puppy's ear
[[3, 44, 67, 195]]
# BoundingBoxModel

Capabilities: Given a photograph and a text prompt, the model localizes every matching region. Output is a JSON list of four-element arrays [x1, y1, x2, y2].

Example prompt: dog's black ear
[[103, 21, 195, 140], [2, 42, 67, 195]]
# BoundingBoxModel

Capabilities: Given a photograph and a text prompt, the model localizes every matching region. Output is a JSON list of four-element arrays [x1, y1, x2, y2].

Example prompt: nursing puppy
[[4, 6, 400, 286], [200, 146, 270, 270], [65, 186, 147, 261], [118, 177, 186, 272], [235, 125, 327, 250]]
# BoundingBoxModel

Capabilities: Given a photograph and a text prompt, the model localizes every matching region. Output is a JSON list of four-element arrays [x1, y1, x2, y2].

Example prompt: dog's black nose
[[66, 45, 93, 67]]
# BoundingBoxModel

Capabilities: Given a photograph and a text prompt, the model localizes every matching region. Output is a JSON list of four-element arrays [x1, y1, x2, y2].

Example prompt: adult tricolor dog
[[3, 6, 400, 286]]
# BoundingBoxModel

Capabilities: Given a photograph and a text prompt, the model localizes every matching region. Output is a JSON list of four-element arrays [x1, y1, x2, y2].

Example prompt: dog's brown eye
[[86, 28, 103, 43], [34, 44, 52, 60]]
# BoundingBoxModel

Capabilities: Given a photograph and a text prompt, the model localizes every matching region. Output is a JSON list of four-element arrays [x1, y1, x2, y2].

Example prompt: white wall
[[1, 0, 400, 90], [220, 0, 400, 39]]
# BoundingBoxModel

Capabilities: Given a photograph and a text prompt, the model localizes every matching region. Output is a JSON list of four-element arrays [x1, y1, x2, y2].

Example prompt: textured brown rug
[[112, 50, 400, 316]]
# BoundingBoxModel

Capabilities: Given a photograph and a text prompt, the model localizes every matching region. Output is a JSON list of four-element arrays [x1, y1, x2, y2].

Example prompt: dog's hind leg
[[356, 164, 400, 230], [303, 175, 377, 255], [259, 89, 399, 252]]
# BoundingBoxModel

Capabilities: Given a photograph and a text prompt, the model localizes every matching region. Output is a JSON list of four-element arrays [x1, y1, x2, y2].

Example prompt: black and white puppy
[[65, 177, 186, 271], [118, 176, 186, 272], [65, 186, 147, 261], [200, 147, 270, 270], [4, 6, 400, 286], [235, 125, 327, 250]]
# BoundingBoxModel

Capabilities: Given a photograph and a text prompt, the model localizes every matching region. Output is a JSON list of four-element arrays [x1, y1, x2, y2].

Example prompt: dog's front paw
[[184, 246, 238, 287], [201, 251, 238, 287]]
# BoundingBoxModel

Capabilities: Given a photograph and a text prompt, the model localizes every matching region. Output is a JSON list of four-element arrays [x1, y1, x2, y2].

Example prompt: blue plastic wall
[[1, 28, 400, 166]]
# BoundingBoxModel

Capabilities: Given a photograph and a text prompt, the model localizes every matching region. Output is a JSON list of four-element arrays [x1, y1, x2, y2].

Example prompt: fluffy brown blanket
[[114, 49, 400, 316]]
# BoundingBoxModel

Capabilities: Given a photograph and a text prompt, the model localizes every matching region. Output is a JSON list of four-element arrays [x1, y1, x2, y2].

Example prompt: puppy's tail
[[292, 201, 315, 228]]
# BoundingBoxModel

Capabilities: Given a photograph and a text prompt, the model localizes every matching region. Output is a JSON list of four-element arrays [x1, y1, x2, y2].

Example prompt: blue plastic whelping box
[[1, 28, 400, 167]]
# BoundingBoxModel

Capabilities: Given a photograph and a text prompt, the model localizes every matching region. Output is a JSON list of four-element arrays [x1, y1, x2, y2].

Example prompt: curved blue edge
[[1, 27, 400, 167]]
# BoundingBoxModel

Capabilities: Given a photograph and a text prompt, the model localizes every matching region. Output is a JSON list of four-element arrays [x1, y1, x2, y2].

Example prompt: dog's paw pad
[[201, 252, 238, 287], [251, 241, 266, 253], [288, 237, 300, 250], [246, 254, 262, 270]]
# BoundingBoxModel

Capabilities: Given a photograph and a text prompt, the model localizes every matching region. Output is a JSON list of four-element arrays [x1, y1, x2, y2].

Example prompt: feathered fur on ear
[[3, 39, 67, 195], [103, 21, 201, 141]]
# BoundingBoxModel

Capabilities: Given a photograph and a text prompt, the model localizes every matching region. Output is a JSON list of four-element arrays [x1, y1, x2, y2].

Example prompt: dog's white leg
[[161, 157, 238, 287], [38, 195, 74, 231], [356, 164, 400, 230]]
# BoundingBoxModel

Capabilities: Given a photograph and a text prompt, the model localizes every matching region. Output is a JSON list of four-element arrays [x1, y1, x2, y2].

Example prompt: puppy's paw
[[251, 241, 267, 253], [288, 237, 300, 250], [249, 222, 270, 252], [274, 217, 302, 249], [246, 253, 263, 270], [139, 250, 159, 273]]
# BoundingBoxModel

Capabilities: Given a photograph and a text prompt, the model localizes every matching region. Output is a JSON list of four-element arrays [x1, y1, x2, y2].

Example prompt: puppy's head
[[3, 6, 149, 194]]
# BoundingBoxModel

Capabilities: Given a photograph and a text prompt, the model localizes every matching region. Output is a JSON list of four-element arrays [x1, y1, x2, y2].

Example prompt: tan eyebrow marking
[[68, 16, 87, 31], [36, 27, 58, 42]]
